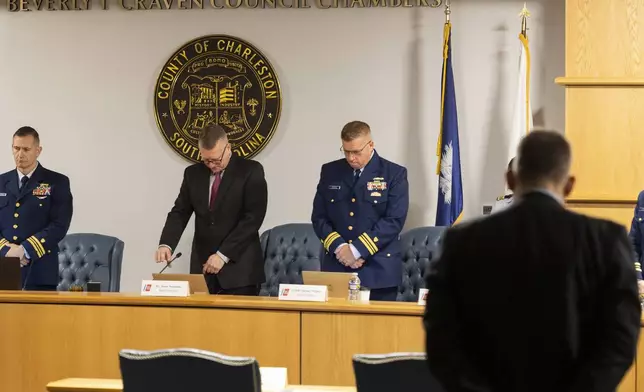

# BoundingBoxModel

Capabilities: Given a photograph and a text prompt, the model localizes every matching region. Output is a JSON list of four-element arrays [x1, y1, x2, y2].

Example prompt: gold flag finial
[[519, 2, 530, 37], [444, 0, 451, 23]]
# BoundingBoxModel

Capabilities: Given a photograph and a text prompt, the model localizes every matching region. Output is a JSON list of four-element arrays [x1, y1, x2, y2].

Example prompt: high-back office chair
[[119, 348, 261, 392], [58, 233, 124, 292], [398, 226, 447, 301], [352, 352, 444, 392], [259, 223, 322, 296]]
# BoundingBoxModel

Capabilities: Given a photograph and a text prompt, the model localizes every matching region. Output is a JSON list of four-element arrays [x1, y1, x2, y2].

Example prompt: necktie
[[353, 169, 360, 186], [209, 172, 222, 210], [20, 176, 29, 189]]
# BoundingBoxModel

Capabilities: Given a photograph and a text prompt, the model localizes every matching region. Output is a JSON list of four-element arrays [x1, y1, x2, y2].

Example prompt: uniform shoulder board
[[496, 195, 504, 201]]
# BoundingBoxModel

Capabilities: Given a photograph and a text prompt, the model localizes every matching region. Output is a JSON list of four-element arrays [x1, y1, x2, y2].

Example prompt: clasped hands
[[6, 243, 29, 266], [336, 245, 364, 269]]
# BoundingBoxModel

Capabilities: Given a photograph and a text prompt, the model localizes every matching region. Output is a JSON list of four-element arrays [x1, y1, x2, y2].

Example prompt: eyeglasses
[[202, 143, 229, 165], [340, 140, 372, 157]]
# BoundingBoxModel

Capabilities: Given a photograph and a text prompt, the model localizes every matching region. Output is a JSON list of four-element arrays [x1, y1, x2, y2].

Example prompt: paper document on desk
[[260, 367, 288, 391]]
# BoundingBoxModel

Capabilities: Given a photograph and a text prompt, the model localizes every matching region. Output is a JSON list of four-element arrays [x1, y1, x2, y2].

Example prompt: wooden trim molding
[[555, 77, 644, 87], [566, 198, 636, 205]]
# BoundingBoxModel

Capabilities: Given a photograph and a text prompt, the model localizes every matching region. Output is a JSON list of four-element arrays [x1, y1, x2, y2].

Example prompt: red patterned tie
[[209, 172, 222, 210]]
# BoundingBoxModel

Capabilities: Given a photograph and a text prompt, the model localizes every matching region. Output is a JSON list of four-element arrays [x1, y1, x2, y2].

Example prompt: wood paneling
[[566, 0, 644, 77], [0, 292, 423, 392], [567, 201, 635, 229], [300, 312, 424, 386], [564, 87, 644, 200], [0, 302, 301, 392]]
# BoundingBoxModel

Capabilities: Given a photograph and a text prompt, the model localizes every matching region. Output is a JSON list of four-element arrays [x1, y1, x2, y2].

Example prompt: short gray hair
[[198, 124, 227, 150]]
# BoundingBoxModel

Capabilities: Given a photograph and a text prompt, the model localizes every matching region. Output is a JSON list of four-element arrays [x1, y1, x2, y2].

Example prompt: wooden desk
[[45, 377, 357, 392], [0, 291, 423, 392]]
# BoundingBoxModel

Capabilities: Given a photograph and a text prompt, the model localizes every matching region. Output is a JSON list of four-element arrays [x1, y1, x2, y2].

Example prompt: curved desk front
[[0, 291, 424, 392]]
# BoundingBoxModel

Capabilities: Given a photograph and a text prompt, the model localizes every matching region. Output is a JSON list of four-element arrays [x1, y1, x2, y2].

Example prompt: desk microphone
[[158, 252, 182, 274]]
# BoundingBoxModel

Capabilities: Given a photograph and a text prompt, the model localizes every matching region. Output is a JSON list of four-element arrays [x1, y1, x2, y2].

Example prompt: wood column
[[559, 0, 644, 230]]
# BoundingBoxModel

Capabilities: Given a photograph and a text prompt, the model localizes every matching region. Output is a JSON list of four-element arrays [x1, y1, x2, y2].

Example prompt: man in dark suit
[[155, 124, 268, 295], [311, 121, 409, 301], [0, 126, 73, 290], [424, 130, 641, 392]]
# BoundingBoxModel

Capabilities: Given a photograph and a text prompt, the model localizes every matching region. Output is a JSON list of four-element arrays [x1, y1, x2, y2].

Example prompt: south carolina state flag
[[435, 21, 463, 227]]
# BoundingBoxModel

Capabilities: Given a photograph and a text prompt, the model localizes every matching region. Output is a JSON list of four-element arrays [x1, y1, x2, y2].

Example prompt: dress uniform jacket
[[424, 191, 640, 392], [628, 190, 644, 279], [311, 151, 409, 289], [0, 164, 73, 287]]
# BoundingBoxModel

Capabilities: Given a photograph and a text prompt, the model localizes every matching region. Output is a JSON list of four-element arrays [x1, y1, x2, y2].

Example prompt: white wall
[[0, 0, 565, 292]]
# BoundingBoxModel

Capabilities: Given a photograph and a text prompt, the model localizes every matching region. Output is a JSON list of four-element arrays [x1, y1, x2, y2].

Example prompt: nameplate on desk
[[140, 280, 189, 297], [260, 366, 288, 391], [417, 288, 429, 305], [278, 284, 328, 302]]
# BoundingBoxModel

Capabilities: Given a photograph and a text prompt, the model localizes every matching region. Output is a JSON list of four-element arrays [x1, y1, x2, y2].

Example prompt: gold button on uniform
[[348, 226, 353, 231], [349, 212, 354, 216], [348, 240, 353, 244], [15, 203, 20, 207], [41, 239, 45, 243], [387, 253, 391, 257], [331, 199, 334, 203], [351, 198, 356, 203], [12, 236, 17, 241], [14, 213, 18, 218], [13, 225, 17, 229]]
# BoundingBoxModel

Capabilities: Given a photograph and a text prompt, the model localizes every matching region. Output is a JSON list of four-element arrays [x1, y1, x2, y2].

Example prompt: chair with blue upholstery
[[58, 233, 124, 292], [397, 226, 447, 302], [259, 223, 323, 296]]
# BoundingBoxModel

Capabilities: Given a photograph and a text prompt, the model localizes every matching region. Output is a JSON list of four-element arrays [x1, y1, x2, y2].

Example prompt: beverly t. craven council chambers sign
[[8, 0, 441, 10], [155, 35, 282, 163]]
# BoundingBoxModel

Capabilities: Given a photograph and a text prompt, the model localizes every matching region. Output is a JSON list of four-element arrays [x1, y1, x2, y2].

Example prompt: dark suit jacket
[[0, 163, 73, 287], [159, 156, 268, 289], [424, 191, 641, 392]]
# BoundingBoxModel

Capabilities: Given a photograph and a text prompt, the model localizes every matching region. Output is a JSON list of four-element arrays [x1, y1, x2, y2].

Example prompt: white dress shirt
[[17, 162, 38, 189]]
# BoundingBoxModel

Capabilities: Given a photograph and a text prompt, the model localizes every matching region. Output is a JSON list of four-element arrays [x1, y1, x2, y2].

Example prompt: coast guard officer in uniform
[[491, 158, 516, 214], [311, 121, 409, 301], [0, 126, 73, 290], [628, 190, 644, 295]]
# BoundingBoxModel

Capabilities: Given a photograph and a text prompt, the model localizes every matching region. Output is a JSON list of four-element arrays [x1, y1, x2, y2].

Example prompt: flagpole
[[520, 2, 529, 38], [436, 0, 451, 174], [519, 2, 531, 136]]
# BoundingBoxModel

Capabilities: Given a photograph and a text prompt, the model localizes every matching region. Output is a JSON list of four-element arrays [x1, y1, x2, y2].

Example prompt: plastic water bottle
[[348, 273, 360, 301]]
